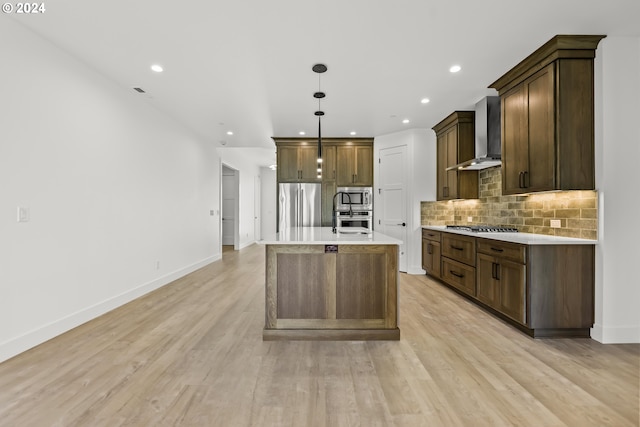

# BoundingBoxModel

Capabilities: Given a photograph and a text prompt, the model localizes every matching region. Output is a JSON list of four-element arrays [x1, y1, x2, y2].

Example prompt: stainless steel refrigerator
[[278, 183, 321, 231]]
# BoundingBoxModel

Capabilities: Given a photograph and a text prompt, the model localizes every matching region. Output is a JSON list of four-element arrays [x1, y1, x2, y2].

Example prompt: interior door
[[378, 145, 407, 272], [222, 171, 235, 246]]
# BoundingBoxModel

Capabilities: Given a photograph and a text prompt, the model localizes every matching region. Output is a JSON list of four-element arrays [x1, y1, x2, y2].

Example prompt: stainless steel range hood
[[447, 96, 501, 171]]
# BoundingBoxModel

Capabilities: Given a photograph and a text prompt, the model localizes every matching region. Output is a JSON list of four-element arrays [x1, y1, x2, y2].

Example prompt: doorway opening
[[221, 163, 240, 254]]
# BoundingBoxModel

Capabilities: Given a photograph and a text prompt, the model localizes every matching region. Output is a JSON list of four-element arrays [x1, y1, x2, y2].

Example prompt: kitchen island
[[259, 227, 401, 340]]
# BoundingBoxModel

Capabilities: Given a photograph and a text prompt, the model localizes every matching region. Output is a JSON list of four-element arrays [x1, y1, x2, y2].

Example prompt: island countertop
[[422, 225, 597, 245], [260, 227, 402, 245]]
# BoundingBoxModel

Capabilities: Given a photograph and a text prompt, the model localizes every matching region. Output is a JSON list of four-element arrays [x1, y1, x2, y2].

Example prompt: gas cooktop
[[446, 225, 519, 233]]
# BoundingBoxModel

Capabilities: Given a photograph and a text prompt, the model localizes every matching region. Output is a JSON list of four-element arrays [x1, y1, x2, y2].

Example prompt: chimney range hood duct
[[447, 96, 501, 171]]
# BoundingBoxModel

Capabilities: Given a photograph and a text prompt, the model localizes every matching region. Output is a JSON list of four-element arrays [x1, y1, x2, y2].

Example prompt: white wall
[[217, 148, 262, 249], [592, 36, 640, 343], [0, 19, 221, 362], [374, 129, 435, 275]]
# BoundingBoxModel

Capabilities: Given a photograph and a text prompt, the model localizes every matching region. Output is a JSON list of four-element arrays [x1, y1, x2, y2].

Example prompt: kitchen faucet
[[332, 192, 352, 233]]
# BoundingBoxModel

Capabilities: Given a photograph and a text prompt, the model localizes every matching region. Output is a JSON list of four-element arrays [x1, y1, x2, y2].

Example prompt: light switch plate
[[467, 216, 473, 223], [17, 206, 29, 223], [550, 219, 561, 228]]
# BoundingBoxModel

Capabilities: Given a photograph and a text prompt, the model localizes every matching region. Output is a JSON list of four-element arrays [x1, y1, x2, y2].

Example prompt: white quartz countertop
[[422, 225, 597, 245], [259, 227, 402, 245]]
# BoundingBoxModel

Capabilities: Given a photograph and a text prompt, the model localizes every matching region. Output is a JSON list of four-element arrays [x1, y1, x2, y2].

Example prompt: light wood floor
[[0, 244, 638, 427]]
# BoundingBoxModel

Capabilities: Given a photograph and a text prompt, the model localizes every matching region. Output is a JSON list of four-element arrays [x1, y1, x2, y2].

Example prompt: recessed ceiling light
[[151, 64, 163, 73], [350, 131, 357, 136], [226, 131, 233, 135], [421, 98, 430, 104], [449, 65, 461, 73], [299, 131, 306, 135], [402, 119, 410, 124]]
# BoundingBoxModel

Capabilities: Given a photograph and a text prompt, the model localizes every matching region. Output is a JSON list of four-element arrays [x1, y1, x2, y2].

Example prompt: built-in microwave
[[336, 187, 373, 211]]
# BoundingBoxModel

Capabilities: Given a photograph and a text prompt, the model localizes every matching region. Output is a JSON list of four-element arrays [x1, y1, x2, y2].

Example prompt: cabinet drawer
[[477, 239, 526, 264], [441, 257, 476, 296], [441, 233, 476, 266], [422, 229, 441, 242]]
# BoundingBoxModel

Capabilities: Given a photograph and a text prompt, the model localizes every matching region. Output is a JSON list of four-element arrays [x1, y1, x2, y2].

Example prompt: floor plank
[[0, 244, 638, 426]]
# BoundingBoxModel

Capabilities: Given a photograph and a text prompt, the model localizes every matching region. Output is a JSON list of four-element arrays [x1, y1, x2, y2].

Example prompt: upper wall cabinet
[[432, 111, 478, 200], [273, 137, 373, 186], [275, 143, 320, 183], [489, 35, 606, 195], [336, 144, 373, 187]]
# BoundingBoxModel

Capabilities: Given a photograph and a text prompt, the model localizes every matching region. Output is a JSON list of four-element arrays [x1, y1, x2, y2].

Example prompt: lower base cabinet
[[477, 253, 526, 324], [441, 257, 476, 296], [422, 229, 595, 338], [421, 230, 441, 278]]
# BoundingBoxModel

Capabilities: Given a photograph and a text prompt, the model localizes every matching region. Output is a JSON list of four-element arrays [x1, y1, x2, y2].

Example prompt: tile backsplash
[[421, 167, 598, 239]]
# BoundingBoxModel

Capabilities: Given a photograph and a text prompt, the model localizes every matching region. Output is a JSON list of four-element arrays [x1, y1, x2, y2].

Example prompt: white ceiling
[[10, 1, 640, 166]]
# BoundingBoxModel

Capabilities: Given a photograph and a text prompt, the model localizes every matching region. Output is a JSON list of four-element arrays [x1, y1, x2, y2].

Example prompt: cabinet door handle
[[490, 247, 504, 253], [450, 270, 464, 278], [495, 263, 501, 281], [450, 245, 464, 251], [333, 170, 335, 179], [523, 171, 529, 188], [427, 243, 433, 254], [443, 186, 449, 198], [518, 171, 524, 188]]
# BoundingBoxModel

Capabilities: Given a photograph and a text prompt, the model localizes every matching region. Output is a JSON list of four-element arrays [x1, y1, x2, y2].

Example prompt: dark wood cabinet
[[477, 250, 526, 325], [321, 181, 336, 227], [321, 145, 337, 226], [423, 228, 595, 338], [336, 145, 373, 186], [490, 35, 605, 195], [322, 145, 337, 181], [276, 144, 320, 183], [421, 229, 441, 278], [475, 237, 594, 337], [432, 111, 478, 200], [440, 233, 476, 297], [274, 137, 374, 226]]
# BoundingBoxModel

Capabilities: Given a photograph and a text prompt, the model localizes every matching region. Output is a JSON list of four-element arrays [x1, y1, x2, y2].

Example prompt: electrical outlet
[[467, 216, 473, 223], [210, 210, 215, 216], [550, 219, 561, 228]]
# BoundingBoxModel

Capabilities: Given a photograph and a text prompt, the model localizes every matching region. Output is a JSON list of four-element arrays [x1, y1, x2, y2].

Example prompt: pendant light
[[313, 63, 327, 179]]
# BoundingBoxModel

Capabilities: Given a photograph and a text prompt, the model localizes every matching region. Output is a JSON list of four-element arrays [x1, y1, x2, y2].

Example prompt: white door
[[378, 145, 408, 272], [222, 170, 235, 246], [254, 175, 261, 241]]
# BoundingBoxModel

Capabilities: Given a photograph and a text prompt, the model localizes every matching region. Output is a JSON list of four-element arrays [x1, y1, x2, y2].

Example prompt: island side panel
[[528, 244, 595, 331], [264, 242, 400, 340]]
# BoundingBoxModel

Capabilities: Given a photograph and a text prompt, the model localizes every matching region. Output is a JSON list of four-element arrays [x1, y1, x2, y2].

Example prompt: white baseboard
[[0, 254, 221, 363], [239, 241, 256, 250], [590, 324, 640, 343], [406, 266, 426, 275]]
